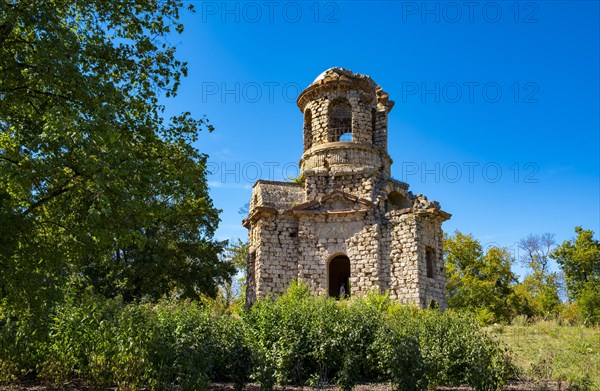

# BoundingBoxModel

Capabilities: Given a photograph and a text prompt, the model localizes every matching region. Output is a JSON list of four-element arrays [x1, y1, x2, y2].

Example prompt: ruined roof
[[309, 67, 378, 88], [297, 68, 394, 112]]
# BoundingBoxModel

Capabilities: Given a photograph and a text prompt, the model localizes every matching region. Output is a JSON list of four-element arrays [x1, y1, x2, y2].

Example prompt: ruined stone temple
[[242, 68, 451, 309]]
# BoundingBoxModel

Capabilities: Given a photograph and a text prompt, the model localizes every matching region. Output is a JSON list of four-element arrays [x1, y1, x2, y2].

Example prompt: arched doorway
[[328, 255, 350, 299]]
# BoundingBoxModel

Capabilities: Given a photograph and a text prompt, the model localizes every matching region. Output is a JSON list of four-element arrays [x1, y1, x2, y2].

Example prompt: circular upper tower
[[297, 68, 395, 179]]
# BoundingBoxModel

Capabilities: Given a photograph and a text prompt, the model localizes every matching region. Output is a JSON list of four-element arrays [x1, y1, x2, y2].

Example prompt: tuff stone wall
[[243, 68, 450, 309]]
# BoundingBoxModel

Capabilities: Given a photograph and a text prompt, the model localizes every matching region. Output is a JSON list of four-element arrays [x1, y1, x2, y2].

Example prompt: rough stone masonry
[[243, 68, 451, 309]]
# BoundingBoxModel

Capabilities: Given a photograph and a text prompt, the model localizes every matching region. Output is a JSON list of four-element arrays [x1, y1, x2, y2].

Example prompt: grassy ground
[[489, 321, 600, 389]]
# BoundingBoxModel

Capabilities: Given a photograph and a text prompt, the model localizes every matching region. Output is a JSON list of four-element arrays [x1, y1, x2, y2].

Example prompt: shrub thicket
[[0, 282, 514, 390]]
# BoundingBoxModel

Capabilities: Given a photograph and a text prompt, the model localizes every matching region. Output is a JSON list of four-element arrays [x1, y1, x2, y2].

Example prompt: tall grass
[[490, 320, 600, 390]]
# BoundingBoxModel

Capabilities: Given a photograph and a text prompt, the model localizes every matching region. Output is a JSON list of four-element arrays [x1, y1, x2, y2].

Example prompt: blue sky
[[164, 0, 599, 278]]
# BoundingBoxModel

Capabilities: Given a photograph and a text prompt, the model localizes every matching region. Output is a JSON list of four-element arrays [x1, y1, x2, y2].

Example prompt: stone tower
[[243, 68, 451, 309]]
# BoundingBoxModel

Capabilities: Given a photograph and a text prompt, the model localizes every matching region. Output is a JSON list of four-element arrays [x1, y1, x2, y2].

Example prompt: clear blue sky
[[164, 1, 599, 279]]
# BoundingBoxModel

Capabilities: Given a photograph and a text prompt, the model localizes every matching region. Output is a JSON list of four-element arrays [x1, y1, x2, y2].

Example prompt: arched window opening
[[371, 108, 377, 144], [304, 109, 313, 150], [429, 300, 438, 309], [328, 100, 352, 142], [385, 191, 411, 212], [426, 247, 435, 278], [328, 255, 350, 299], [339, 132, 352, 142]]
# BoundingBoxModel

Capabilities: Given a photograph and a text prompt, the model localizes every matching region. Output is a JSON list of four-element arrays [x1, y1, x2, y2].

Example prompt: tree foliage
[[444, 229, 599, 324], [517, 233, 561, 318], [444, 231, 523, 323], [208, 239, 249, 314], [0, 0, 233, 318], [518, 233, 556, 274], [551, 227, 600, 324], [225, 238, 249, 271]]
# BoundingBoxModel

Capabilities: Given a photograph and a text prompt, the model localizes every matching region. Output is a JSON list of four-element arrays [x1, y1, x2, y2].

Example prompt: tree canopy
[[444, 231, 523, 323], [517, 233, 561, 318], [551, 227, 600, 324], [0, 0, 234, 318]]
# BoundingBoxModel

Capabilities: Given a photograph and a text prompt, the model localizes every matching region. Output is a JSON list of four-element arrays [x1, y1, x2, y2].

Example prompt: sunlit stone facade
[[243, 68, 451, 309]]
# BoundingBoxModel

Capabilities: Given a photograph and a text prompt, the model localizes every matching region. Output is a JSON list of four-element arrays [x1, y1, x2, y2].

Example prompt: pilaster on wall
[[387, 213, 421, 304], [414, 214, 448, 310]]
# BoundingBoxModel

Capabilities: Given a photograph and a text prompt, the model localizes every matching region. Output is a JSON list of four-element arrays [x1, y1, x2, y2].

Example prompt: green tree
[[519, 233, 556, 275], [225, 238, 250, 272], [515, 272, 561, 318], [0, 0, 233, 319], [517, 234, 561, 318], [551, 227, 600, 324], [214, 238, 249, 312], [444, 231, 521, 323]]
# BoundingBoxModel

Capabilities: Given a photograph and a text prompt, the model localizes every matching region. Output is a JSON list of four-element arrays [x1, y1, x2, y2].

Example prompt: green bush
[[371, 304, 514, 391], [211, 314, 252, 391], [243, 283, 512, 391], [374, 321, 426, 391], [426, 310, 512, 390], [1, 283, 513, 390], [334, 294, 384, 390], [243, 282, 320, 388], [37, 291, 121, 385], [0, 313, 47, 384]]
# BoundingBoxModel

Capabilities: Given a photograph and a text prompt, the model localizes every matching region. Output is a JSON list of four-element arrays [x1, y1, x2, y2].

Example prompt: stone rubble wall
[[305, 172, 378, 202], [295, 211, 383, 297], [246, 201, 447, 309], [372, 108, 388, 149], [414, 214, 448, 309], [386, 212, 421, 303], [303, 89, 377, 149], [248, 214, 299, 302], [250, 181, 304, 210]]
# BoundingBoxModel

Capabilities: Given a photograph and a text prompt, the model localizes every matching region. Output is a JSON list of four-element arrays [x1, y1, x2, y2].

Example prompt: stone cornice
[[386, 207, 452, 222], [300, 141, 392, 175], [292, 209, 369, 216], [242, 206, 278, 228]]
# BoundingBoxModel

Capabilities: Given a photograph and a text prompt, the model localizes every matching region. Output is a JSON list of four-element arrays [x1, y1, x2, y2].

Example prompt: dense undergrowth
[[0, 283, 514, 391]]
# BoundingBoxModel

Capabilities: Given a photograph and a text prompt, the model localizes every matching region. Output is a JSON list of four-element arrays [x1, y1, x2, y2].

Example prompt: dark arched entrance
[[328, 255, 350, 299]]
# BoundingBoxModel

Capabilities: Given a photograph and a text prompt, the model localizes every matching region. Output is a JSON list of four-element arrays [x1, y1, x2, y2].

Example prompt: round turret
[[297, 68, 395, 179]]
